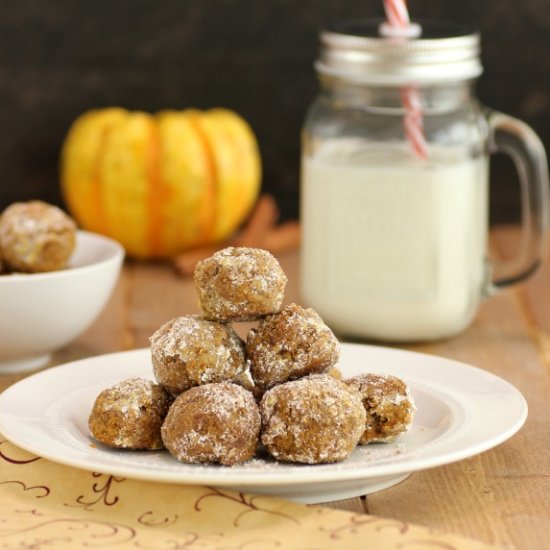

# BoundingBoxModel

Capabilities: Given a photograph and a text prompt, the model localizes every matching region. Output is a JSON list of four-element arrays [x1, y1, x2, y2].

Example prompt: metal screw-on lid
[[316, 20, 483, 85]]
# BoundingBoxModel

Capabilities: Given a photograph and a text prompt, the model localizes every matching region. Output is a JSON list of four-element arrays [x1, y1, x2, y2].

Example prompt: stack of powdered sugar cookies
[[88, 247, 416, 466]]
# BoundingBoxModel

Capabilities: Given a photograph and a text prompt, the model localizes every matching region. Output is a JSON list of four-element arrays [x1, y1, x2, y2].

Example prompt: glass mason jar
[[300, 20, 549, 342]]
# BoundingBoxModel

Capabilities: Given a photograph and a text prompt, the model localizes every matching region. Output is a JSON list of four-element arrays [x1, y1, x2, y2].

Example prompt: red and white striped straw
[[384, 0, 410, 27], [401, 88, 428, 160], [382, 0, 429, 160]]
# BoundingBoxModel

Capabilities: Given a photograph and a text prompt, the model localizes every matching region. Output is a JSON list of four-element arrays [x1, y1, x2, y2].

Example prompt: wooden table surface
[[2, 227, 549, 549]]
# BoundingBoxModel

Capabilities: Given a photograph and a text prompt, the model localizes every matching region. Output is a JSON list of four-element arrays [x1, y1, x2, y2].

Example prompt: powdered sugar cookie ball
[[161, 382, 260, 465], [345, 373, 415, 444], [194, 247, 287, 322], [150, 315, 249, 396], [247, 303, 340, 392], [260, 375, 365, 464], [89, 378, 173, 450], [0, 201, 76, 273]]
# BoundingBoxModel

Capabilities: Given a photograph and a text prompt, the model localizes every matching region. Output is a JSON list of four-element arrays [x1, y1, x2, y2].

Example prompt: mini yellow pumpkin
[[60, 108, 261, 259]]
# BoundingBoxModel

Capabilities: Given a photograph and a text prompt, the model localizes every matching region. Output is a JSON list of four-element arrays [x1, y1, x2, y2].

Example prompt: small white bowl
[[0, 230, 124, 373]]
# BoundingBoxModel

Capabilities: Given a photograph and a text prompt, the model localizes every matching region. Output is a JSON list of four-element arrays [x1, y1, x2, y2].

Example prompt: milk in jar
[[300, 20, 548, 342], [300, 140, 489, 341]]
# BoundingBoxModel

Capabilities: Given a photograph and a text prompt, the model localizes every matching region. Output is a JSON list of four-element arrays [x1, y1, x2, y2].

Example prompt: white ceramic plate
[[0, 344, 527, 504]]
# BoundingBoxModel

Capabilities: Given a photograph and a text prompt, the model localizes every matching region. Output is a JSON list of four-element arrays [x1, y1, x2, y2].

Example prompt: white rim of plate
[[0, 344, 527, 487]]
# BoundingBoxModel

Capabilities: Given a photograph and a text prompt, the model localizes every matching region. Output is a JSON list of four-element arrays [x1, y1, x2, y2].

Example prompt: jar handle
[[486, 110, 549, 292]]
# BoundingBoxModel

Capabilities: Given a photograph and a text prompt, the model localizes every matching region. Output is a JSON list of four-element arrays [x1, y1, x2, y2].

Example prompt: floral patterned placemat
[[0, 439, 492, 549]]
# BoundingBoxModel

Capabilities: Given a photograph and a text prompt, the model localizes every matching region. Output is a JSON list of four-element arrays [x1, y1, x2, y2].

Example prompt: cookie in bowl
[[0, 200, 76, 273], [0, 200, 124, 373]]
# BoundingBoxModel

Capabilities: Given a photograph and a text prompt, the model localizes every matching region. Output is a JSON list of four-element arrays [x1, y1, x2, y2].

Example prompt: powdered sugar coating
[[194, 247, 287, 322], [260, 375, 365, 464], [88, 378, 173, 450], [247, 303, 340, 392], [0, 200, 76, 273], [345, 373, 416, 444], [150, 315, 248, 396], [161, 382, 260, 466]]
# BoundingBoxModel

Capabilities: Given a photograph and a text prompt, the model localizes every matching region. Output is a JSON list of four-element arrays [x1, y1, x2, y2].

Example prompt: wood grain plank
[[492, 225, 550, 368]]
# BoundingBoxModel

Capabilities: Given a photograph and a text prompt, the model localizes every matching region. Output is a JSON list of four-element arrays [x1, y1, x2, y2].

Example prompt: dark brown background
[[1, 0, 548, 223]]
